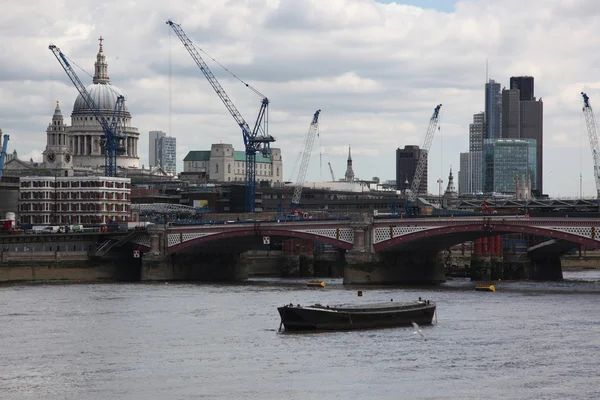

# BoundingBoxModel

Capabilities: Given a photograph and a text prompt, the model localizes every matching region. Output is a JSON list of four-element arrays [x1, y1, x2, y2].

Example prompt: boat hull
[[278, 301, 436, 331]]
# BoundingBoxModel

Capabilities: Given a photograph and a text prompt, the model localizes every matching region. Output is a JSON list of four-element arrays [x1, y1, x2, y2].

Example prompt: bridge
[[132, 215, 600, 284]]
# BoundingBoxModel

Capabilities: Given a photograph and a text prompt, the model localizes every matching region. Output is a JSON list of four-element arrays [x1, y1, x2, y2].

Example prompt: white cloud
[[1, 0, 600, 196]]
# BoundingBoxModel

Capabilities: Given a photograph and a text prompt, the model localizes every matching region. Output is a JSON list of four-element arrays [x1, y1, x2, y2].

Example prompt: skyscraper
[[149, 130, 177, 174], [520, 99, 543, 194], [469, 112, 485, 151], [502, 88, 521, 139], [459, 112, 485, 194], [510, 76, 534, 101], [396, 145, 427, 194], [485, 79, 502, 140], [501, 76, 544, 194], [149, 130, 166, 167], [158, 136, 177, 175]]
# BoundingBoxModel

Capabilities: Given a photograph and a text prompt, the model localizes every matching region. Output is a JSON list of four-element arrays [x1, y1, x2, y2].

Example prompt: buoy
[[307, 281, 326, 288], [475, 284, 495, 292]]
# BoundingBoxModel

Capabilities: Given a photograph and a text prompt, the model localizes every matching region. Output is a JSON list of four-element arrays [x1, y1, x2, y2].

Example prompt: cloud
[[1, 0, 600, 196]]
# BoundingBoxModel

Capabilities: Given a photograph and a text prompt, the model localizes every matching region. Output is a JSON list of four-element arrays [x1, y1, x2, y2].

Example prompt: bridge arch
[[374, 222, 600, 252], [168, 227, 353, 254]]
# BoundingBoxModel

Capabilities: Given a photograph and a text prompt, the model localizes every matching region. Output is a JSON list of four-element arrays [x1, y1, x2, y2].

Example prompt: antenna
[[485, 58, 488, 83]]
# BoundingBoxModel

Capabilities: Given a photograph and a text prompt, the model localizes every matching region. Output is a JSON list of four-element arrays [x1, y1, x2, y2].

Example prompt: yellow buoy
[[307, 280, 326, 288], [475, 284, 496, 292]]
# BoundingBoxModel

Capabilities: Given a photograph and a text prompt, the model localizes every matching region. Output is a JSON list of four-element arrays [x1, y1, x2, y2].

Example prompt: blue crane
[[291, 110, 321, 210], [49, 44, 126, 177], [0, 130, 9, 181], [167, 20, 275, 212]]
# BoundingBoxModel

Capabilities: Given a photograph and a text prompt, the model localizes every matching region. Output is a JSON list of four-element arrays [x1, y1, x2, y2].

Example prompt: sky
[[0, 0, 599, 198]]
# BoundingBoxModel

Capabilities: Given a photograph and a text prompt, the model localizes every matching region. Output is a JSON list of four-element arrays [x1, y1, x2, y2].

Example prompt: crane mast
[[581, 92, 600, 199], [48, 44, 125, 177], [328, 162, 336, 181], [0, 130, 9, 181], [291, 110, 321, 208], [167, 20, 275, 212], [408, 104, 442, 202]]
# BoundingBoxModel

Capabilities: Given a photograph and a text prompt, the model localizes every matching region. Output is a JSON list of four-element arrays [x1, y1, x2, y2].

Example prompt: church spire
[[93, 36, 110, 84], [344, 145, 355, 182]]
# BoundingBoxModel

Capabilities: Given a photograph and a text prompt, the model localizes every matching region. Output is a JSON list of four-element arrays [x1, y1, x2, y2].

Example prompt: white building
[[65, 37, 140, 169], [183, 143, 283, 185], [19, 176, 131, 225]]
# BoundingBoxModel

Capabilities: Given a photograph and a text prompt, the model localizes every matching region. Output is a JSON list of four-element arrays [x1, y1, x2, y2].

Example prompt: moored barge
[[278, 298, 436, 331]]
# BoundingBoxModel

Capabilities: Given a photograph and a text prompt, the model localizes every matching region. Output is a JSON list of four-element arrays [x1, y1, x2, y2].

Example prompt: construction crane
[[581, 92, 600, 199], [291, 110, 321, 210], [406, 104, 442, 214], [49, 44, 126, 177], [167, 20, 275, 212], [0, 130, 9, 181], [328, 162, 336, 181]]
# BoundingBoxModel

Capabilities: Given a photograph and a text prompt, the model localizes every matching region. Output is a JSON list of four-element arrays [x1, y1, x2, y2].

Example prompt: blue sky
[[375, 0, 457, 12]]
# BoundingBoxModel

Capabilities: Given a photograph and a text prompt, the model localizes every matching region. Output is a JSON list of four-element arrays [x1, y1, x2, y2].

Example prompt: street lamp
[[437, 178, 443, 207]]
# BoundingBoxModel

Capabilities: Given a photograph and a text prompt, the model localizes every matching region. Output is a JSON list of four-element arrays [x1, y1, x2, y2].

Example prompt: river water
[[1, 271, 599, 400]]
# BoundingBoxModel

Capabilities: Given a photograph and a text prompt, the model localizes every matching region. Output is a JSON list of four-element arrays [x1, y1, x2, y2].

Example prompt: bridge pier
[[140, 225, 247, 281], [344, 250, 446, 285], [140, 252, 247, 282], [528, 255, 563, 280]]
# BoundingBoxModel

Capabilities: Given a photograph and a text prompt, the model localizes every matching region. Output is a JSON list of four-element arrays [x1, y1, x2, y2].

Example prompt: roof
[[184, 150, 273, 163], [233, 150, 272, 163], [184, 151, 211, 162]]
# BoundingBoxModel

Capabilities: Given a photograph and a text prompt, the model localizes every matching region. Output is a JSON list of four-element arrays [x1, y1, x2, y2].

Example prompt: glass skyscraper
[[483, 138, 536, 193]]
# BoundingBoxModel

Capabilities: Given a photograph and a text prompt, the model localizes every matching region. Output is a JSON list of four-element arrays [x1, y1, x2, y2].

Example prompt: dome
[[72, 83, 129, 114]]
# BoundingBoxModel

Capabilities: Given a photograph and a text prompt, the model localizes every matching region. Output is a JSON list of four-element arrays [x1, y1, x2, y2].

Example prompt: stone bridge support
[[140, 225, 247, 281], [343, 215, 445, 285]]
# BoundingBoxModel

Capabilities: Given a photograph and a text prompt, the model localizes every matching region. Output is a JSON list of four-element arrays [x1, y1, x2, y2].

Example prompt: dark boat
[[277, 298, 436, 331]]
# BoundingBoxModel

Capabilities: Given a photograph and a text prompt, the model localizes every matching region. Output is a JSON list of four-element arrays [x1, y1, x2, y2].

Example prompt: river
[[1, 271, 599, 399]]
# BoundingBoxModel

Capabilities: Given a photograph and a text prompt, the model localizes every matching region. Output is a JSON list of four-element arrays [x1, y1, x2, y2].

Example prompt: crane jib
[[168, 19, 275, 212]]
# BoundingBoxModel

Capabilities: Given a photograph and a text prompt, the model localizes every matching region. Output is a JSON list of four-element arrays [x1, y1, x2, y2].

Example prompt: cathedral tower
[[43, 101, 73, 176]]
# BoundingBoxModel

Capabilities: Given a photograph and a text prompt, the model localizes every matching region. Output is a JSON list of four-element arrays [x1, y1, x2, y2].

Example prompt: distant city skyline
[[1, 0, 598, 197]]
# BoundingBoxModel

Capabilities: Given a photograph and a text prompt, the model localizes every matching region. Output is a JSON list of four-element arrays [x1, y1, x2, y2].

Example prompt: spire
[[444, 166, 458, 199], [93, 36, 110, 84], [344, 145, 355, 182]]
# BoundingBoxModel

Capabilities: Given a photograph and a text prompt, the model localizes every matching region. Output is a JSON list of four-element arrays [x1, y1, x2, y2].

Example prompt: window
[[228, 164, 231, 173], [215, 164, 219, 173]]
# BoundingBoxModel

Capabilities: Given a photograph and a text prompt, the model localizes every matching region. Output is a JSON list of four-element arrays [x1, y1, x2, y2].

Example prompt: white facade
[[19, 176, 131, 225], [66, 37, 140, 169], [184, 143, 283, 185]]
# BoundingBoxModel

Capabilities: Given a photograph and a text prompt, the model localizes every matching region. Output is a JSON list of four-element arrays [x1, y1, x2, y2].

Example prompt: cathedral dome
[[72, 83, 129, 114]]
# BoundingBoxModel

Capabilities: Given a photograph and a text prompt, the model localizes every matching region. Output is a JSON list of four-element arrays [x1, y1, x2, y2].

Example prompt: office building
[[501, 76, 544, 194], [149, 131, 176, 175], [149, 130, 166, 168], [485, 79, 502, 140], [158, 136, 177, 175], [469, 112, 485, 152], [19, 176, 131, 225], [502, 88, 521, 139], [459, 151, 483, 195], [396, 145, 427, 195], [483, 138, 536, 194], [183, 143, 283, 185], [510, 76, 534, 101]]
